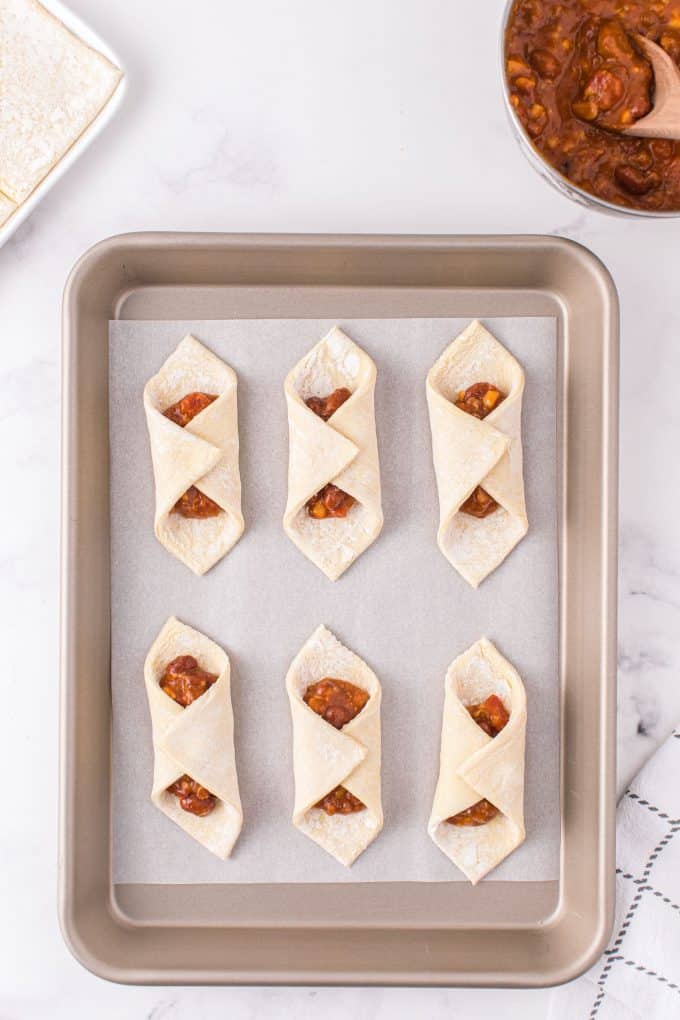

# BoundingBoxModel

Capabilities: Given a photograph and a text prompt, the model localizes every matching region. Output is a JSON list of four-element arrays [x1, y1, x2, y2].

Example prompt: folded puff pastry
[[144, 335, 244, 575], [286, 625, 383, 866], [144, 617, 243, 859], [283, 327, 383, 580], [426, 320, 528, 587], [428, 637, 527, 884]]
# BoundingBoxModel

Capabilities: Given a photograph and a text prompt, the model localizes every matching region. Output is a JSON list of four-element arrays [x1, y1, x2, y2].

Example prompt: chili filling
[[505, 0, 680, 212], [315, 786, 366, 815], [571, 19, 653, 131], [303, 677, 369, 815], [305, 387, 352, 420], [160, 654, 218, 708], [163, 392, 222, 518], [159, 654, 219, 816], [166, 775, 217, 817], [307, 483, 356, 519], [454, 382, 506, 519], [446, 693, 510, 827], [304, 388, 356, 519]]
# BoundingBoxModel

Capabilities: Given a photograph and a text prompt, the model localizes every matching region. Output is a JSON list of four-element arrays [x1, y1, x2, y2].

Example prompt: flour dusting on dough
[[288, 502, 376, 577], [434, 812, 508, 875], [442, 509, 526, 590], [291, 328, 361, 400], [454, 646, 512, 709], [290, 624, 376, 699], [298, 807, 379, 864], [431, 328, 516, 404], [0, 0, 122, 203]]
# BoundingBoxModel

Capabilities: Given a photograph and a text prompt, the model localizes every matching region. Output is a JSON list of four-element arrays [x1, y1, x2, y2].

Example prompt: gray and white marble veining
[[0, 0, 676, 1016], [618, 524, 680, 792]]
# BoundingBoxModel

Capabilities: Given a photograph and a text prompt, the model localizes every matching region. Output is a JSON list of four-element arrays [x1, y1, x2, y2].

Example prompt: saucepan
[[500, 0, 680, 217]]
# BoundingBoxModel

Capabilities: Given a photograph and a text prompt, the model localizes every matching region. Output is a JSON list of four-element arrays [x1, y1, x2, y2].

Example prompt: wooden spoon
[[623, 35, 680, 140]]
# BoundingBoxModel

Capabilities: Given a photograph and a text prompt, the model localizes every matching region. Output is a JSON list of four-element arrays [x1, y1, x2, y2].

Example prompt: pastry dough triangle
[[428, 637, 527, 883], [147, 416, 221, 511], [283, 327, 383, 581], [286, 625, 383, 866], [144, 335, 244, 575], [145, 617, 243, 860], [291, 702, 367, 812], [163, 681, 239, 806], [426, 320, 528, 587], [286, 396, 360, 502]]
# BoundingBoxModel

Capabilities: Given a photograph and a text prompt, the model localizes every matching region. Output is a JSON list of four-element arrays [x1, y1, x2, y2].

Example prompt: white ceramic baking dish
[[0, 0, 126, 248]]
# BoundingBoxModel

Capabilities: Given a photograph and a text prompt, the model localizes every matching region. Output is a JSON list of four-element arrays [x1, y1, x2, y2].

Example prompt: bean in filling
[[305, 389, 356, 519], [304, 677, 369, 814], [446, 693, 510, 827], [460, 486, 501, 519], [454, 382, 506, 519], [163, 392, 222, 518], [570, 19, 652, 132], [467, 694, 510, 737], [306, 482, 356, 519], [160, 654, 218, 707], [315, 786, 366, 815], [305, 387, 352, 420], [159, 654, 219, 816], [455, 382, 505, 420], [167, 775, 217, 817], [304, 677, 369, 728]]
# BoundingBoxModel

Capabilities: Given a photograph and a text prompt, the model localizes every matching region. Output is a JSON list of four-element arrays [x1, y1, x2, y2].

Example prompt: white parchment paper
[[110, 317, 559, 884]]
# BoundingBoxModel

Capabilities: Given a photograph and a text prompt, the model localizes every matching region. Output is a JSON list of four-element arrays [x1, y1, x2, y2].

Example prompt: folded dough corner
[[144, 616, 243, 859], [428, 637, 527, 884], [286, 624, 383, 867], [283, 327, 383, 581], [143, 335, 244, 575], [426, 320, 528, 587]]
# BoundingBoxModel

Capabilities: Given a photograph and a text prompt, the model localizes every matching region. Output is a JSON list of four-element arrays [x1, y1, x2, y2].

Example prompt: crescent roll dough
[[286, 625, 383, 866], [283, 327, 383, 581], [144, 617, 243, 859], [144, 335, 244, 575], [426, 320, 528, 587], [428, 637, 527, 884]]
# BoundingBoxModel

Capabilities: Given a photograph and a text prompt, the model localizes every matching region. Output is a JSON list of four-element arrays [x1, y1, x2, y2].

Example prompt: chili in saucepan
[[505, 0, 680, 211]]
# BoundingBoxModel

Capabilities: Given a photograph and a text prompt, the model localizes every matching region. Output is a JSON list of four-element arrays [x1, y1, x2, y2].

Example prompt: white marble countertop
[[2, 0, 678, 1016]]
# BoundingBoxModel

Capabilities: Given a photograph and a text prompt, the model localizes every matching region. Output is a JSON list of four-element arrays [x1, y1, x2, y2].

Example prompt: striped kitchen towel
[[549, 728, 680, 1019]]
